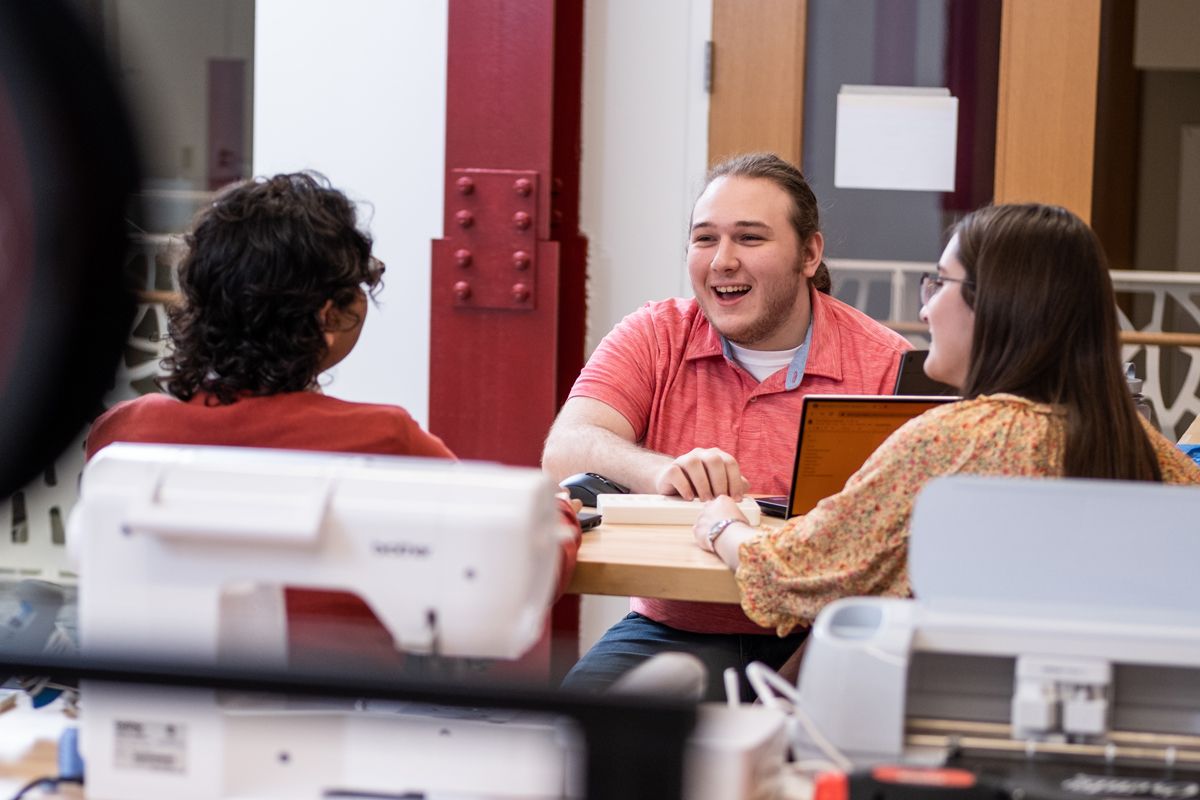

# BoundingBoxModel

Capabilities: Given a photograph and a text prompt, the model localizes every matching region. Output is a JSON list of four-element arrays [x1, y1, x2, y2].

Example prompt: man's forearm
[[542, 422, 673, 494]]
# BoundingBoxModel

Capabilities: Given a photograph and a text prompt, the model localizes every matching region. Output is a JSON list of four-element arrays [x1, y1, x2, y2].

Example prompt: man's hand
[[654, 447, 751, 501]]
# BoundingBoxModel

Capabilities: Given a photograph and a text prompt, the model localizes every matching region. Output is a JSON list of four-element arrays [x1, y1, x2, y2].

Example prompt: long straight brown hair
[[954, 204, 1161, 481]]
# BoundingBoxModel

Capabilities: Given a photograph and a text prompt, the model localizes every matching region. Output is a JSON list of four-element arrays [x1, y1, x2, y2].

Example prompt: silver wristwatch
[[706, 518, 740, 550]]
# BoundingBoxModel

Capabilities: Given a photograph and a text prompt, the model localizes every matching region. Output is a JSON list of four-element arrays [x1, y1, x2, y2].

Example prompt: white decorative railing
[[829, 258, 1200, 440], [114, 233, 184, 402], [828, 258, 931, 344], [1111, 270, 1200, 438]]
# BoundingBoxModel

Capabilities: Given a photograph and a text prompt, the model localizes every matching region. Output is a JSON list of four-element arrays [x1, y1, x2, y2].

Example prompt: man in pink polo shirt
[[542, 152, 911, 699]]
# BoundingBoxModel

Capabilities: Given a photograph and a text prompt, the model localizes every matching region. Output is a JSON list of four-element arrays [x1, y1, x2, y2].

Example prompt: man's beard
[[703, 269, 806, 347]]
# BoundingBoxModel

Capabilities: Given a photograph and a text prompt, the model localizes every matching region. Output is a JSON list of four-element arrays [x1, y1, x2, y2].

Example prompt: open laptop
[[756, 394, 956, 518]]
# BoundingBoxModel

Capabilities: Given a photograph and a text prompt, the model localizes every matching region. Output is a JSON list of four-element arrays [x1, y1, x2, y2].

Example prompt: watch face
[[708, 518, 734, 546]]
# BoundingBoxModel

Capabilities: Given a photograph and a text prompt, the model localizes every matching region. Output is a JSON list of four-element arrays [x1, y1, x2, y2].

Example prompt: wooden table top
[[566, 515, 784, 604]]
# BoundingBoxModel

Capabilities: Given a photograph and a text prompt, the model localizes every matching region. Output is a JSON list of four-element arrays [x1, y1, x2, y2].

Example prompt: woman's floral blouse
[[736, 394, 1200, 635]]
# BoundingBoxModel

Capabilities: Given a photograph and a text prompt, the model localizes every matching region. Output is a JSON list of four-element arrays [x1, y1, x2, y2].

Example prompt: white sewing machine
[[68, 443, 787, 800], [792, 475, 1200, 782], [70, 443, 567, 666]]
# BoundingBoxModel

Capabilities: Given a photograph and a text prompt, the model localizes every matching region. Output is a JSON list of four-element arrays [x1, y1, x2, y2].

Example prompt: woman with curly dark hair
[[165, 171, 382, 403], [86, 172, 452, 459]]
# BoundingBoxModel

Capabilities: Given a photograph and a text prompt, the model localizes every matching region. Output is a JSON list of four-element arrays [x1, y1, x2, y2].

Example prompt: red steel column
[[430, 0, 587, 467]]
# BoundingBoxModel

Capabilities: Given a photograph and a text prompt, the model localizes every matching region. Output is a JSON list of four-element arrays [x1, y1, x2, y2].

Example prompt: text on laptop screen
[[789, 396, 952, 517]]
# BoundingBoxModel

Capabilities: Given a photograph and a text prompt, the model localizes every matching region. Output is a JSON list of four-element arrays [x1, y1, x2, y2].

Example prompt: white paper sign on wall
[[834, 85, 958, 192]]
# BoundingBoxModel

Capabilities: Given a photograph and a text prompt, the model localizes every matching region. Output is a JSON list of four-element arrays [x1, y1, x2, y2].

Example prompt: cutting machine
[[792, 475, 1200, 790]]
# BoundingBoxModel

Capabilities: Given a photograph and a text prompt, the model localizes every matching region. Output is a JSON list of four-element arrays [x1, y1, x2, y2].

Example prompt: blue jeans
[[561, 612, 807, 702]]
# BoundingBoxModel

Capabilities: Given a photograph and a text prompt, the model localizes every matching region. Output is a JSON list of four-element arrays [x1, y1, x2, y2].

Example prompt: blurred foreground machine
[[794, 476, 1200, 799], [72, 443, 565, 664], [69, 444, 785, 800]]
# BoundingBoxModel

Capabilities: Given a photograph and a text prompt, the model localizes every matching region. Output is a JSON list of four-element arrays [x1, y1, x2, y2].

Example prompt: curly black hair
[[162, 172, 383, 404]]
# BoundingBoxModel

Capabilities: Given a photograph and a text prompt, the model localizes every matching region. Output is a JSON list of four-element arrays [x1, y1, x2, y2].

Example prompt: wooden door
[[708, 0, 808, 166]]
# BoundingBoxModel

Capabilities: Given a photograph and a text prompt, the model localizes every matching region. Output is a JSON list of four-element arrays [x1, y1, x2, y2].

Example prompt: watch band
[[706, 518, 740, 550]]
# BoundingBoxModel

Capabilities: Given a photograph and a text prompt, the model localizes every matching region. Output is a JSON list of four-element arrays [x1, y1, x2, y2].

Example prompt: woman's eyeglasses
[[919, 272, 974, 305]]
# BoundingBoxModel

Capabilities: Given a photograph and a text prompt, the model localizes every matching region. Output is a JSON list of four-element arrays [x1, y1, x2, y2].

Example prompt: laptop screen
[[786, 395, 955, 517]]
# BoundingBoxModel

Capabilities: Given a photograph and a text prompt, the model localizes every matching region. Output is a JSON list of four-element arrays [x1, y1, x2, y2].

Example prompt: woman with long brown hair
[[694, 203, 1199, 636]]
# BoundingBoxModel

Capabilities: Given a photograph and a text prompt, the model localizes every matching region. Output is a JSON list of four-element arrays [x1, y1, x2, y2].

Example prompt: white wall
[[580, 0, 712, 353], [253, 0, 448, 425]]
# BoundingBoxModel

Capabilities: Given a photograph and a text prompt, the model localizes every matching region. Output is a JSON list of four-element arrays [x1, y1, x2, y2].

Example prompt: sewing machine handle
[[122, 481, 333, 546]]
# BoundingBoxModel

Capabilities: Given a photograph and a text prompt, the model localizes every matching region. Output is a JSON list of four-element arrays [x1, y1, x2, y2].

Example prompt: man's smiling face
[[687, 175, 821, 351]]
